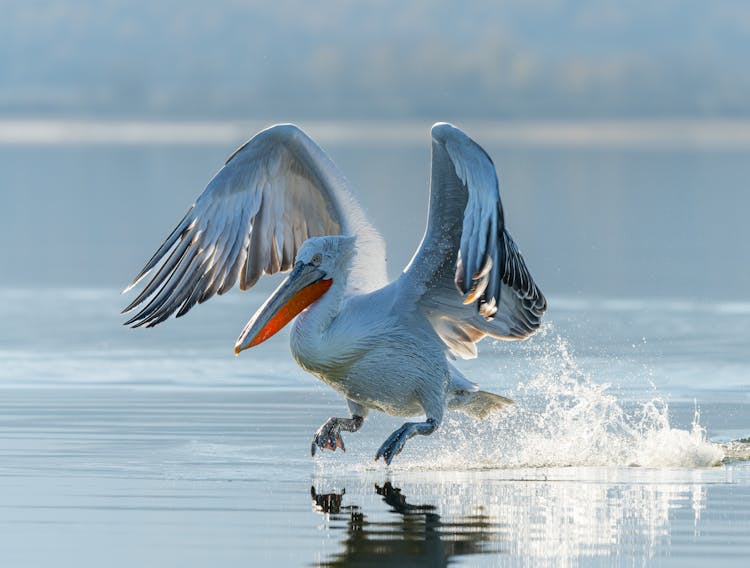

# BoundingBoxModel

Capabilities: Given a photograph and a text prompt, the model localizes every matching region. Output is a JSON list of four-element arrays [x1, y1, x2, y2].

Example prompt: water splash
[[394, 332, 724, 470], [723, 440, 750, 462]]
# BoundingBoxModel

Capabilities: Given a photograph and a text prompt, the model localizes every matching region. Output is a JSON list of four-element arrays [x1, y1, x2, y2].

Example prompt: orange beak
[[234, 262, 332, 354]]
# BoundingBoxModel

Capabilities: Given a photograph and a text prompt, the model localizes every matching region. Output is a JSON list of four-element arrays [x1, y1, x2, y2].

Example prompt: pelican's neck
[[290, 257, 362, 377]]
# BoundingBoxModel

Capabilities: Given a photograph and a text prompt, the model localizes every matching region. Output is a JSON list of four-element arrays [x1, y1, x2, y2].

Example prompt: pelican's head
[[233, 235, 354, 354], [295, 234, 356, 275]]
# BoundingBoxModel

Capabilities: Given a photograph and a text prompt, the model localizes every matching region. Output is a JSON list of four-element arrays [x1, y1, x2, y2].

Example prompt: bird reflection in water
[[310, 482, 504, 566], [311, 475, 714, 564]]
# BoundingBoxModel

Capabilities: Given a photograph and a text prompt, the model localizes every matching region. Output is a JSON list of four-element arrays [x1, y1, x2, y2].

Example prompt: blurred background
[[1, 0, 749, 299]]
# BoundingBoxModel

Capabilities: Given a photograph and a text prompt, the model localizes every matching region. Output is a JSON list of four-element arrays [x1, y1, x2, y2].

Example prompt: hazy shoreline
[[3, 118, 750, 149]]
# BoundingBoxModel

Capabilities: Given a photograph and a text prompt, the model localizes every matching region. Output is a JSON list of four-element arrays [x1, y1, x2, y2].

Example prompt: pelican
[[122, 123, 547, 464]]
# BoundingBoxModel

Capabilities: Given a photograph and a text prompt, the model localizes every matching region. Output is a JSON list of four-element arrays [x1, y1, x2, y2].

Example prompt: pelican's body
[[293, 279, 446, 418], [123, 123, 547, 463]]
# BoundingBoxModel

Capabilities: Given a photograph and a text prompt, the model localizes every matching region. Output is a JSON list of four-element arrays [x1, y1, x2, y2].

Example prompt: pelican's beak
[[234, 262, 332, 354]]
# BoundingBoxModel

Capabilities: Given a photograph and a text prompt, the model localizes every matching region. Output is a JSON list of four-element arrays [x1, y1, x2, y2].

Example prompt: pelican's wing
[[400, 123, 546, 359], [122, 124, 386, 327]]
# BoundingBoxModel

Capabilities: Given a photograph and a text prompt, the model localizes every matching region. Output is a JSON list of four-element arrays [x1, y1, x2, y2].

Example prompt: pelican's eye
[[311, 253, 323, 266]]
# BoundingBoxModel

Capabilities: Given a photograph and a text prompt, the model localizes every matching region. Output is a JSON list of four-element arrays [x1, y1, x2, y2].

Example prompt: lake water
[[1, 289, 748, 567], [1, 123, 749, 566]]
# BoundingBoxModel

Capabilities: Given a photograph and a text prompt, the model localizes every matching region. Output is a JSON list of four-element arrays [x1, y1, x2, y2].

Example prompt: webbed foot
[[311, 415, 364, 456], [375, 418, 437, 465]]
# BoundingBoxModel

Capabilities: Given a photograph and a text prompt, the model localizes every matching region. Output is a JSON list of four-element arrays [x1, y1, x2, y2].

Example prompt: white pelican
[[123, 123, 546, 464]]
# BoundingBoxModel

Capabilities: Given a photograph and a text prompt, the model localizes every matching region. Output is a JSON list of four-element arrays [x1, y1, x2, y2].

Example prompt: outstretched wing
[[122, 124, 386, 327], [400, 123, 546, 359]]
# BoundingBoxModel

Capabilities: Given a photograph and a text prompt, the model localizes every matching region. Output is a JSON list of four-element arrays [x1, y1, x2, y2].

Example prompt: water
[[1, 127, 749, 565], [2, 121, 750, 299], [1, 289, 749, 566]]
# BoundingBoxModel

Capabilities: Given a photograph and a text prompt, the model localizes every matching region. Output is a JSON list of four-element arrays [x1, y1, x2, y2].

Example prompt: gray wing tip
[[260, 123, 309, 144], [120, 283, 136, 296], [225, 123, 308, 165], [513, 292, 548, 338], [120, 269, 152, 296], [431, 122, 462, 143], [264, 122, 303, 133], [224, 122, 312, 166]]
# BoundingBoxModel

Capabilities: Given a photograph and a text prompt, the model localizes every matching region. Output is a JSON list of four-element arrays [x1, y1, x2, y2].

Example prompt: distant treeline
[[2, 0, 749, 119]]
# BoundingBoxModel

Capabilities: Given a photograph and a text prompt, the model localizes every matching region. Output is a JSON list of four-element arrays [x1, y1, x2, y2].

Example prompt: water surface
[[1, 290, 749, 567]]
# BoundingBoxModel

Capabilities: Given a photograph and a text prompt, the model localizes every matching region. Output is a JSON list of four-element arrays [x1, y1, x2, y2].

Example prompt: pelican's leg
[[375, 417, 439, 465], [311, 400, 368, 456]]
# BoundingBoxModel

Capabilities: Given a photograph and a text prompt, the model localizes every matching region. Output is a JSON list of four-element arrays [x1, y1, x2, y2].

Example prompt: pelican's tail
[[448, 389, 513, 420]]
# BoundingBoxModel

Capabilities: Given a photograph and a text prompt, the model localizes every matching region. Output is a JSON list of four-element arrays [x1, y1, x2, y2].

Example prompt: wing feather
[[123, 124, 385, 327], [400, 123, 547, 358]]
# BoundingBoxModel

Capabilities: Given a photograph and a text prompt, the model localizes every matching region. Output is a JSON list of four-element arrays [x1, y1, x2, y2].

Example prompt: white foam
[[389, 334, 724, 471]]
